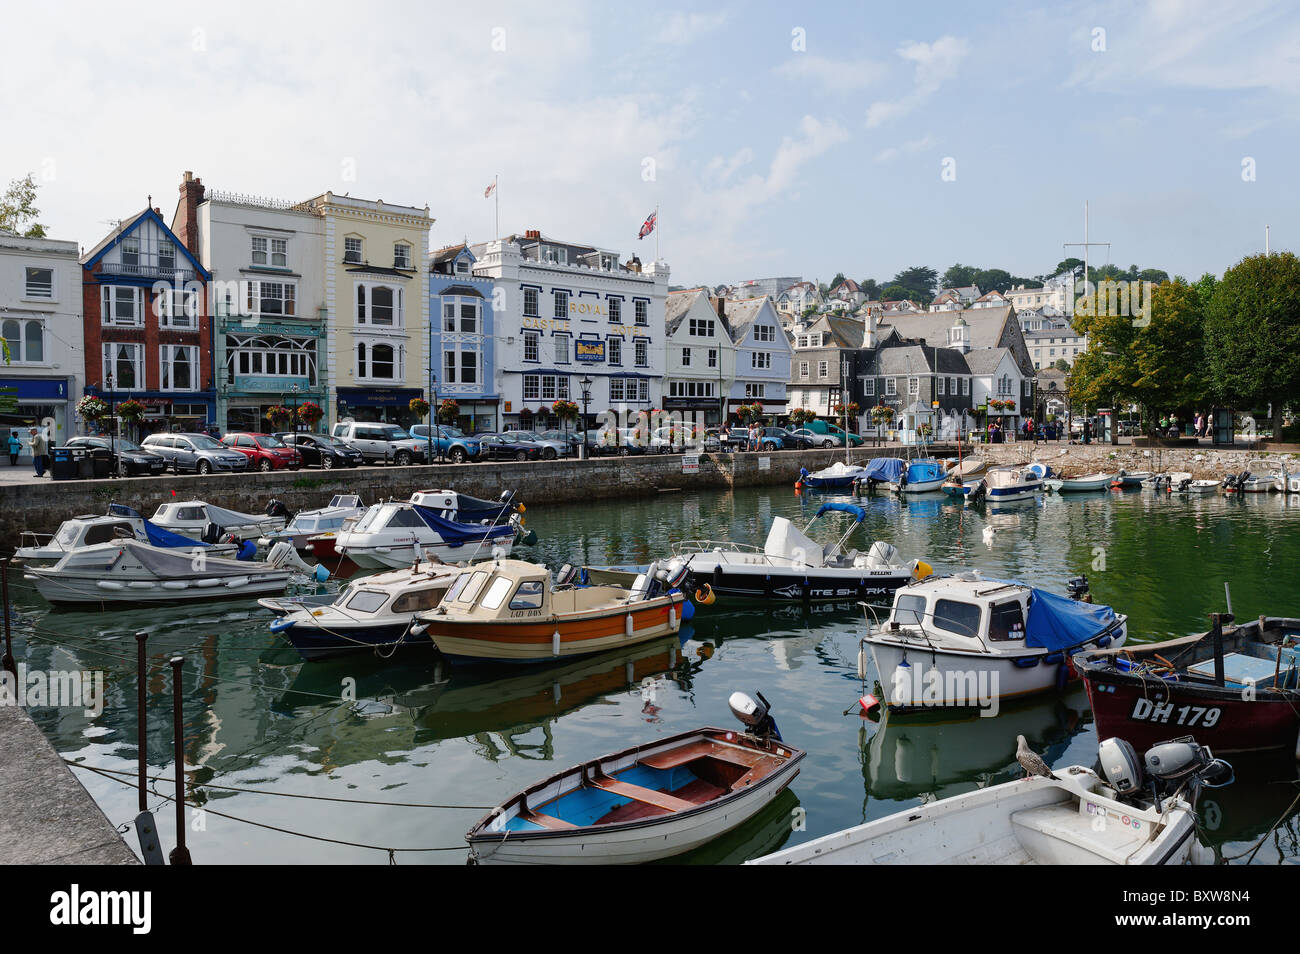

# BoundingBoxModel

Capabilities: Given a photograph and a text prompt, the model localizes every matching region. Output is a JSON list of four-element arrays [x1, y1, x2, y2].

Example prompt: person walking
[[7, 430, 20, 465], [29, 427, 48, 477]]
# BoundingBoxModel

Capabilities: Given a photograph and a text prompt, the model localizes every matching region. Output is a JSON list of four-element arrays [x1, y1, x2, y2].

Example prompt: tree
[[1205, 252, 1300, 439], [1054, 257, 1084, 276], [0, 174, 46, 238], [1139, 268, 1170, 285], [942, 263, 978, 289], [888, 266, 938, 304], [857, 278, 882, 300], [1129, 279, 1208, 419], [830, 272, 847, 290], [1053, 358, 1071, 372], [880, 284, 913, 302], [973, 267, 1014, 294]]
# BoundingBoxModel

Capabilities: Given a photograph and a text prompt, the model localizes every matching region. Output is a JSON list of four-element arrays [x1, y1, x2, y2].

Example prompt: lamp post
[[432, 373, 442, 464], [580, 376, 592, 460], [287, 382, 300, 434], [106, 372, 117, 478]]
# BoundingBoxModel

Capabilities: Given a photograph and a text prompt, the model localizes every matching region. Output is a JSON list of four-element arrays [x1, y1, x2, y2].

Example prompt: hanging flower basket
[[437, 399, 459, 424], [265, 405, 294, 428], [918, 422, 934, 437], [787, 407, 815, 427], [870, 404, 894, 422], [833, 401, 860, 418], [552, 399, 579, 421], [116, 399, 146, 422], [77, 395, 109, 421], [297, 401, 324, 427], [409, 397, 430, 419]]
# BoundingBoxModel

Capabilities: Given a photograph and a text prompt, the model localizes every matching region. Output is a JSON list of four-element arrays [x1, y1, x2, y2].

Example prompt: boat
[[413, 557, 691, 664], [15, 503, 241, 567], [1276, 464, 1300, 493], [796, 461, 870, 490], [747, 736, 1230, 865], [946, 457, 986, 478], [1166, 476, 1218, 495], [1222, 464, 1276, 494], [887, 458, 947, 494], [334, 492, 523, 570], [941, 476, 983, 498], [262, 560, 468, 659], [972, 464, 1044, 503], [1109, 469, 1152, 488], [150, 500, 287, 541], [1150, 471, 1193, 492], [1046, 472, 1117, 493], [1024, 462, 1056, 480], [668, 502, 933, 603], [861, 572, 1127, 710], [24, 539, 303, 606], [257, 494, 366, 551], [465, 691, 804, 864], [1076, 612, 1300, 756]]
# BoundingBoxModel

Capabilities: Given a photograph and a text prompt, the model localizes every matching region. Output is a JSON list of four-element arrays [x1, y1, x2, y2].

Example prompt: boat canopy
[[106, 504, 212, 549], [1023, 585, 1118, 651], [764, 517, 825, 567], [861, 458, 904, 483], [814, 502, 866, 522], [412, 505, 516, 547]]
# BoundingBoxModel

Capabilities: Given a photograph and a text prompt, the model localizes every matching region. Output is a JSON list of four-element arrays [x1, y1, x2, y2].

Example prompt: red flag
[[484, 180, 497, 199], [638, 210, 657, 240]]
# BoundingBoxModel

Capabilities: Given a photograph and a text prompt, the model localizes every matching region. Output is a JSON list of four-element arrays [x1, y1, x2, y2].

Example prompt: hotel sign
[[575, 339, 606, 362]]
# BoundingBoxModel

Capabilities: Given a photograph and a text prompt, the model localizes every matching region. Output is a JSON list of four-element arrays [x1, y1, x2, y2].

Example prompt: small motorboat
[[1076, 612, 1300, 755], [941, 476, 983, 498], [151, 500, 287, 541], [466, 691, 804, 864], [946, 457, 986, 478], [257, 494, 366, 551], [1166, 476, 1218, 495], [1222, 465, 1275, 493], [797, 461, 870, 490], [1276, 465, 1300, 493], [25, 539, 303, 606], [748, 736, 1230, 865], [887, 458, 947, 494], [669, 502, 932, 603], [1149, 471, 1192, 492], [977, 465, 1043, 503], [263, 560, 467, 659], [862, 573, 1126, 710], [414, 557, 691, 664], [15, 503, 240, 567], [1109, 469, 1152, 488], [335, 493, 523, 570], [1024, 462, 1056, 481], [1047, 472, 1117, 493]]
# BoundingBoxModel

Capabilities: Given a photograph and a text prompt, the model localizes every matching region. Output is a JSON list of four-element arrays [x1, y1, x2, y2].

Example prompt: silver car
[[506, 430, 566, 460], [141, 433, 251, 475]]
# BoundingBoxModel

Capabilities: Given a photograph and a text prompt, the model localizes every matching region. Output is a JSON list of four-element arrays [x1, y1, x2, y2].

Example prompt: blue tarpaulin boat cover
[[1023, 586, 1118, 650], [860, 458, 904, 483], [814, 502, 867, 522], [412, 506, 515, 548], [108, 504, 214, 550]]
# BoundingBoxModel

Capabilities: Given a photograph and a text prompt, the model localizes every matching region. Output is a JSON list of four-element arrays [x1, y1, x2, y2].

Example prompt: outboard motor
[[664, 558, 690, 591], [266, 498, 293, 524], [1066, 575, 1091, 601], [1101, 735, 1234, 809], [1099, 737, 1143, 795], [865, 541, 899, 569], [729, 690, 782, 742], [201, 521, 224, 545], [555, 563, 579, 587]]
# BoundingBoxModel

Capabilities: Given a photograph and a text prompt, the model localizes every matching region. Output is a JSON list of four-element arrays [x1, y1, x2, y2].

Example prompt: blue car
[[409, 424, 482, 463]]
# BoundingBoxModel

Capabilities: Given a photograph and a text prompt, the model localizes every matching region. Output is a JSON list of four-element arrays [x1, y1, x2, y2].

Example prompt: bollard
[[168, 656, 193, 866], [1, 559, 15, 682], [133, 631, 164, 864]]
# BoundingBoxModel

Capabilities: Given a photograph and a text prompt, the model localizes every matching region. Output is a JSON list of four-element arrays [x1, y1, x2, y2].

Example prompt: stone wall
[[0, 446, 935, 542], [974, 441, 1300, 479]]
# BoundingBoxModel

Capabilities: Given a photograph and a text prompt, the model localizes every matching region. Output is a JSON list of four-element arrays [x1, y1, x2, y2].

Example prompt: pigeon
[[1016, 735, 1058, 780]]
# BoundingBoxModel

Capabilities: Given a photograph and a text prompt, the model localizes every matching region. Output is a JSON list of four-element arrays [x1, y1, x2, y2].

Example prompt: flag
[[484, 180, 497, 199], [638, 210, 657, 240]]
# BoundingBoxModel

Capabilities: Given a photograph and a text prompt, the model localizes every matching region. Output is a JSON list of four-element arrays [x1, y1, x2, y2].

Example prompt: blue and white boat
[[798, 461, 870, 490], [974, 465, 1044, 503], [257, 494, 366, 551], [887, 458, 947, 494], [335, 498, 522, 570]]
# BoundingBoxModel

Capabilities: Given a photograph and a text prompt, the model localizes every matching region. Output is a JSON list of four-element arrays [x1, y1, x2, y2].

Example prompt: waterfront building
[[172, 172, 328, 432], [664, 289, 730, 427], [0, 229, 83, 440], [853, 318, 974, 438], [469, 230, 669, 430], [428, 243, 499, 433], [81, 205, 215, 433], [723, 296, 792, 421], [787, 313, 865, 418]]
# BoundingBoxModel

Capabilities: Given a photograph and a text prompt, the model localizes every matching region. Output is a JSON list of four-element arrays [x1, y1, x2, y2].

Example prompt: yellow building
[[301, 192, 433, 425]]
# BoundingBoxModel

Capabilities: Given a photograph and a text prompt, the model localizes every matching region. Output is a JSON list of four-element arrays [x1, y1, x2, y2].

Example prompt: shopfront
[[336, 387, 425, 428], [0, 377, 74, 443]]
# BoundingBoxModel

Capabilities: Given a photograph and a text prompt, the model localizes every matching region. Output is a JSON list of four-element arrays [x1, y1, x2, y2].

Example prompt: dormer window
[[394, 244, 411, 269], [456, 258, 470, 275], [600, 253, 617, 270], [543, 245, 567, 265]]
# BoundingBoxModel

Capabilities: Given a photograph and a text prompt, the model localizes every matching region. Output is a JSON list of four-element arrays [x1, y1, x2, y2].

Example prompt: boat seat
[[518, 808, 577, 830], [637, 740, 766, 771], [588, 774, 697, 813], [1009, 800, 1149, 865]]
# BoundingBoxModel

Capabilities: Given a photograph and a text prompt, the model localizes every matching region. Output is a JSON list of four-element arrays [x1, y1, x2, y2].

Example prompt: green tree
[[942, 263, 978, 289], [1129, 279, 1207, 418], [1205, 252, 1300, 438], [973, 267, 1014, 294], [1192, 271, 1218, 307], [888, 266, 938, 304], [1054, 257, 1084, 276], [0, 174, 46, 238], [857, 278, 881, 300], [830, 272, 847, 290], [1053, 358, 1070, 372]]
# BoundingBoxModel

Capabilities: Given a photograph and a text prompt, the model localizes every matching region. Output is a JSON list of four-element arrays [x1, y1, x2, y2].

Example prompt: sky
[[2, 0, 1297, 290]]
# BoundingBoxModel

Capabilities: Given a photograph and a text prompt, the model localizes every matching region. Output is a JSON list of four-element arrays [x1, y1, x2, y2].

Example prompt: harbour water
[[13, 484, 1300, 864]]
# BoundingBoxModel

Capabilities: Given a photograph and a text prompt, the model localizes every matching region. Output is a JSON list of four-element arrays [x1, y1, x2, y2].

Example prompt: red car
[[221, 432, 302, 471]]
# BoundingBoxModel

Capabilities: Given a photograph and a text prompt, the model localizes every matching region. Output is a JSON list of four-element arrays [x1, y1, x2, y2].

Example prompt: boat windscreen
[[480, 576, 513, 610]]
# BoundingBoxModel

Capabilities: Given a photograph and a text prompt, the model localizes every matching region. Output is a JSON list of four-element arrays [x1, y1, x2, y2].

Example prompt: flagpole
[[655, 206, 660, 263], [494, 175, 499, 239]]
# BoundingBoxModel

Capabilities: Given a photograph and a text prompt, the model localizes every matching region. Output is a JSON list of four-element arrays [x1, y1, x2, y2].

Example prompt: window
[[101, 286, 143, 326], [554, 290, 569, 319], [609, 378, 625, 402], [226, 335, 317, 385], [894, 594, 927, 626], [908, 376, 919, 396], [457, 299, 479, 333], [103, 343, 144, 389], [799, 361, 809, 377], [509, 581, 545, 610], [989, 601, 1026, 641], [639, 379, 649, 401], [356, 284, 402, 327], [635, 300, 648, 325], [394, 244, 411, 269], [708, 349, 717, 368], [745, 383, 765, 398], [751, 352, 771, 370], [754, 325, 775, 342], [608, 337, 622, 365], [864, 378, 875, 396], [120, 237, 139, 267], [160, 345, 198, 391], [937, 377, 946, 396], [251, 236, 268, 265], [554, 333, 570, 364], [2, 319, 43, 364], [456, 258, 470, 275], [158, 244, 175, 272], [542, 245, 567, 265], [523, 331, 539, 362], [24, 267, 53, 299], [523, 374, 540, 400], [949, 376, 956, 394], [443, 301, 456, 332], [635, 339, 648, 367], [158, 288, 199, 328], [934, 599, 982, 637], [689, 318, 715, 338], [962, 378, 970, 396], [344, 237, 362, 263], [271, 238, 287, 267], [458, 349, 478, 384], [998, 374, 1013, 396], [885, 378, 897, 396], [358, 342, 396, 379], [818, 360, 828, 378], [669, 380, 715, 398], [681, 347, 691, 367], [609, 297, 621, 323], [523, 287, 539, 317], [1023, 379, 1032, 397]]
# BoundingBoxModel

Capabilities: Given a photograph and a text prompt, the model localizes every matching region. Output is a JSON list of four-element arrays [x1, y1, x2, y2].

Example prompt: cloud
[[775, 55, 886, 93], [654, 11, 729, 45], [866, 34, 971, 127], [874, 135, 938, 163]]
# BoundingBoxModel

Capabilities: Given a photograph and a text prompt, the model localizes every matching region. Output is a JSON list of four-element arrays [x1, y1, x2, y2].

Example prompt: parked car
[[762, 426, 813, 450], [221, 432, 302, 471], [536, 428, 584, 453], [477, 433, 544, 461], [141, 433, 251, 475], [65, 436, 168, 477], [801, 419, 863, 447], [409, 424, 482, 463], [504, 429, 566, 460], [274, 432, 365, 469], [330, 421, 429, 466], [790, 427, 842, 448]]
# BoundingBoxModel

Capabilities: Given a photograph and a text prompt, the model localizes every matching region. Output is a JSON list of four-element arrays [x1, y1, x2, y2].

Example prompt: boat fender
[[552, 630, 561, 656], [1096, 634, 1112, 648], [679, 598, 695, 622], [269, 618, 294, 633], [224, 576, 251, 589], [195, 579, 221, 588], [625, 614, 634, 637], [713, 565, 723, 587], [1055, 662, 1070, 691], [892, 658, 913, 706], [857, 646, 868, 681], [161, 581, 188, 590], [668, 605, 677, 629], [1043, 651, 1064, 666], [1013, 657, 1041, 668], [97, 580, 125, 591], [313, 564, 330, 583], [694, 583, 715, 605]]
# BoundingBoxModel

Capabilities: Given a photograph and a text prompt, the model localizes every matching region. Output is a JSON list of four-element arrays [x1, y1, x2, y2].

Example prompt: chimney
[[525, 229, 540, 240], [715, 295, 726, 320], [175, 171, 205, 256]]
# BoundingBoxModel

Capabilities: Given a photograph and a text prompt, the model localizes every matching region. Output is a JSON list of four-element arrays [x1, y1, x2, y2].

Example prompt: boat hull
[[684, 565, 912, 603], [272, 619, 430, 660], [29, 571, 292, 605], [339, 537, 513, 570]]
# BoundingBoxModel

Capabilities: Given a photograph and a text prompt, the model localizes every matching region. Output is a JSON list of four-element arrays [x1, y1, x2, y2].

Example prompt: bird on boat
[[1016, 735, 1058, 780]]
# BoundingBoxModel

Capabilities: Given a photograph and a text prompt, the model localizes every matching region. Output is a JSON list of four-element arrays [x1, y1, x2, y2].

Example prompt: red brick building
[[81, 206, 216, 433]]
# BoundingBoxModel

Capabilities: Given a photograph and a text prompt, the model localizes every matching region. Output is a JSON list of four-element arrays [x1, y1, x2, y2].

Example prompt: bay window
[[356, 283, 402, 327]]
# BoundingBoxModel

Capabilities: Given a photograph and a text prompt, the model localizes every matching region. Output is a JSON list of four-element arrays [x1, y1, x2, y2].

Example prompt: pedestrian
[[29, 427, 47, 477], [7, 430, 20, 465], [1193, 412, 1203, 439]]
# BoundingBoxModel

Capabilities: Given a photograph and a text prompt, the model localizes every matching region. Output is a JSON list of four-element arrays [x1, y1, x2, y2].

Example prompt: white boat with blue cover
[[887, 458, 947, 494], [335, 495, 522, 570], [862, 572, 1127, 709], [969, 465, 1044, 503], [15, 503, 242, 567], [797, 461, 870, 490]]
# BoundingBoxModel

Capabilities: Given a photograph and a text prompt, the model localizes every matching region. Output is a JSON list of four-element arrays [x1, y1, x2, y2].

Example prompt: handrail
[[672, 540, 766, 555]]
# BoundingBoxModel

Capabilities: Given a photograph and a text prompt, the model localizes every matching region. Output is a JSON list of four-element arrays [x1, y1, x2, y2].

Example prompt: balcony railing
[[100, 261, 196, 282]]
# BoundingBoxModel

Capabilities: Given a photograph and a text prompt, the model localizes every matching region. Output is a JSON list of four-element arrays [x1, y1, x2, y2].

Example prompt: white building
[[471, 231, 669, 429], [664, 289, 730, 427], [0, 229, 83, 441], [723, 296, 792, 419]]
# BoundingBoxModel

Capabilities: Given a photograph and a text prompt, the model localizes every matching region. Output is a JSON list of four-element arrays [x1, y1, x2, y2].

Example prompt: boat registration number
[[1130, 698, 1221, 727]]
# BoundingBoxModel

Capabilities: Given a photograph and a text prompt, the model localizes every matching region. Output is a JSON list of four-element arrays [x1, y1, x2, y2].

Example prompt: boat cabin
[[333, 567, 459, 616], [427, 559, 660, 622], [887, 577, 1030, 647]]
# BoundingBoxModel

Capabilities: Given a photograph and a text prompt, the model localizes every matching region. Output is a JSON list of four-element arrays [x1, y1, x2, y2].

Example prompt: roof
[[665, 288, 709, 334], [723, 296, 778, 341], [877, 304, 1030, 375], [962, 348, 1015, 375], [432, 243, 467, 264], [802, 313, 866, 349], [81, 206, 210, 279]]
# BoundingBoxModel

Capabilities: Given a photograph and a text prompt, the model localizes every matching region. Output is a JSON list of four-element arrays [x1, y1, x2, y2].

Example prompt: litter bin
[[89, 447, 112, 478], [51, 446, 81, 480]]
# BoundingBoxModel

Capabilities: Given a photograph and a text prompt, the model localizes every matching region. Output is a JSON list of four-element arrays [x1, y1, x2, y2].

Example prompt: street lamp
[[105, 372, 117, 478], [580, 376, 593, 460], [287, 382, 300, 434]]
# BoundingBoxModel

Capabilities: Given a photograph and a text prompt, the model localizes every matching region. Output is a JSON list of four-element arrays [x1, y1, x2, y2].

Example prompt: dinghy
[[1047, 473, 1117, 493], [466, 691, 804, 864], [1110, 469, 1152, 488], [748, 736, 1230, 866], [946, 457, 986, 478], [668, 502, 932, 603], [862, 573, 1126, 709], [976, 465, 1043, 503]]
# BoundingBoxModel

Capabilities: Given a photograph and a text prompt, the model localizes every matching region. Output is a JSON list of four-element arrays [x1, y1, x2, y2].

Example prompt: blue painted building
[[428, 244, 498, 433]]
